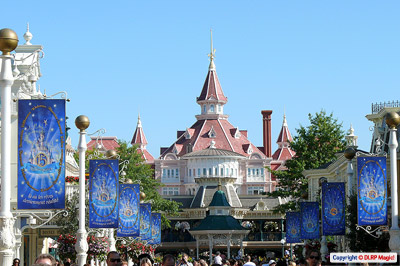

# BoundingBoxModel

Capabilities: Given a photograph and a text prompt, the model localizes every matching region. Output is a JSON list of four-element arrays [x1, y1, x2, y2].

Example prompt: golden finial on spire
[[217, 178, 222, 191], [208, 28, 216, 70]]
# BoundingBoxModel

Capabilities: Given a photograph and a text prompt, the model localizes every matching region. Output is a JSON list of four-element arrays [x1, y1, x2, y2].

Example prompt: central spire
[[196, 30, 228, 121], [208, 29, 216, 71]]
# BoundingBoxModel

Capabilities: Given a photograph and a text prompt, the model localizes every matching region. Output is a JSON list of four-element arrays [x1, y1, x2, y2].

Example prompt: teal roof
[[209, 190, 231, 207], [191, 215, 247, 231]]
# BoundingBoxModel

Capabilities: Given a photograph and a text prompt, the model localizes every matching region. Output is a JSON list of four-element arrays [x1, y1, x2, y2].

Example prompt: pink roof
[[137, 148, 154, 164], [131, 116, 148, 146], [197, 70, 227, 102], [276, 115, 293, 143], [87, 136, 120, 151], [160, 118, 265, 158]]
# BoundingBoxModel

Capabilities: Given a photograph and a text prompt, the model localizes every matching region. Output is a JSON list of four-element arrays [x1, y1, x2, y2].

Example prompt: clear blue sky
[[3, 1, 400, 157]]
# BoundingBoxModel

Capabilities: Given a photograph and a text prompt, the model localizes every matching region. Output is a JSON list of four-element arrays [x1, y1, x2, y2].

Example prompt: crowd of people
[[19, 249, 323, 266]]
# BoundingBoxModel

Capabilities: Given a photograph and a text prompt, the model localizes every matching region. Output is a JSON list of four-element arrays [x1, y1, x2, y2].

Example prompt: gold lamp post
[[0, 28, 18, 265]]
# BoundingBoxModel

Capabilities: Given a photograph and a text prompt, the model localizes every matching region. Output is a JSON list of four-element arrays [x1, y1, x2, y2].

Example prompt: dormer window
[[203, 105, 206, 114], [208, 126, 216, 138], [184, 129, 192, 139]]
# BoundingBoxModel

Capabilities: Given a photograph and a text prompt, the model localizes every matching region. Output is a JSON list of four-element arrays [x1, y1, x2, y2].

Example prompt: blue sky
[[3, 1, 400, 157]]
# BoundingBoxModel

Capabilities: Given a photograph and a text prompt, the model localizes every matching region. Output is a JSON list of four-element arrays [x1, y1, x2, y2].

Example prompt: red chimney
[[261, 110, 273, 157]]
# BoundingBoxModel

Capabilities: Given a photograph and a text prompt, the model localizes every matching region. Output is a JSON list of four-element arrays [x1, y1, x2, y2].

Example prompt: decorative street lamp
[[75, 115, 90, 266], [0, 28, 19, 265], [385, 112, 400, 253]]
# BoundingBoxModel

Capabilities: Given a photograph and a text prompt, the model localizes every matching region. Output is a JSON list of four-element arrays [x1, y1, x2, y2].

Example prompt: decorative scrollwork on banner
[[356, 224, 389, 239]]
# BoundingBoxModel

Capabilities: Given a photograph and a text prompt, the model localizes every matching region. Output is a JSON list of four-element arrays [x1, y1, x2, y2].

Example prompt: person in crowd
[[34, 254, 57, 266], [140, 257, 153, 266], [193, 260, 200, 266], [179, 253, 193, 266], [306, 250, 321, 266], [199, 259, 208, 266], [268, 260, 276, 266], [12, 258, 20, 266], [121, 260, 128, 266], [214, 252, 222, 265], [106, 251, 122, 266], [297, 258, 306, 266], [243, 256, 255, 266], [162, 254, 176, 266]]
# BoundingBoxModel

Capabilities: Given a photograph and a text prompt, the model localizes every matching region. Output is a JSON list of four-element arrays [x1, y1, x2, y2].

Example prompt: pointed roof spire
[[208, 28, 216, 71], [272, 114, 295, 161], [23, 23, 33, 45], [131, 114, 148, 148]]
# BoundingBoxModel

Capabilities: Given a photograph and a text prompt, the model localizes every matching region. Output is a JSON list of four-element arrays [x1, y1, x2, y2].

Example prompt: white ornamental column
[[385, 112, 400, 253], [108, 228, 116, 251], [0, 28, 18, 266], [75, 115, 90, 266]]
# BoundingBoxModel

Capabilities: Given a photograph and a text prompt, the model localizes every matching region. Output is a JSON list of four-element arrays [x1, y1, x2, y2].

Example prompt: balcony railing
[[372, 101, 400, 114]]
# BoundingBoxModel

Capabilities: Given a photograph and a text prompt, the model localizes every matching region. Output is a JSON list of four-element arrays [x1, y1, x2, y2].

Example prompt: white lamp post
[[75, 115, 90, 266], [0, 28, 18, 265], [280, 238, 285, 258], [385, 112, 400, 253]]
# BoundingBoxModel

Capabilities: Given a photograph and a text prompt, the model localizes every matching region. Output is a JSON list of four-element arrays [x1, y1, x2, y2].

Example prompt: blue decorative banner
[[300, 202, 320, 240], [140, 203, 152, 241], [322, 182, 345, 235], [149, 213, 161, 245], [357, 156, 387, 226], [18, 99, 66, 209], [89, 159, 119, 228], [117, 184, 140, 237], [286, 212, 301, 243]]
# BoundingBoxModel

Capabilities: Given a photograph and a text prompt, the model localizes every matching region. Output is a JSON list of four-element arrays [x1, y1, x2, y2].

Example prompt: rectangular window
[[203, 168, 207, 176], [171, 169, 174, 178], [198, 169, 201, 176], [162, 187, 179, 195], [248, 186, 265, 195], [167, 169, 171, 178], [209, 168, 212, 176], [248, 168, 251, 176], [261, 168, 264, 175], [189, 169, 192, 177], [221, 168, 224, 176], [176, 169, 179, 177], [215, 168, 218, 176]]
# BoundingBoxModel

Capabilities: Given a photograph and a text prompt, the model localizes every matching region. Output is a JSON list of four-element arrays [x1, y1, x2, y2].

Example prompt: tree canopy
[[268, 110, 346, 213]]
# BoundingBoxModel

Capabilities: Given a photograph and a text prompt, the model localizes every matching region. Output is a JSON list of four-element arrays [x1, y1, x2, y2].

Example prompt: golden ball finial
[[0, 28, 19, 55], [105, 149, 118, 159], [385, 112, 400, 129], [344, 147, 356, 160], [75, 115, 90, 131], [140, 192, 146, 201], [125, 179, 133, 184]]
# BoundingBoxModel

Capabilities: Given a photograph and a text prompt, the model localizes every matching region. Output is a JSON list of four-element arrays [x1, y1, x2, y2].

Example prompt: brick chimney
[[261, 110, 273, 157]]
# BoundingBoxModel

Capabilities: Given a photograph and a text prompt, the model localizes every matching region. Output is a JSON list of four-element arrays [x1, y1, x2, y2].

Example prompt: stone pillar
[[208, 235, 213, 265], [196, 239, 199, 260]]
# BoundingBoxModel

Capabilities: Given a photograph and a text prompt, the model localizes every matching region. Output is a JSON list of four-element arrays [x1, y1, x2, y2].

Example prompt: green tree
[[116, 140, 180, 227], [268, 110, 346, 213]]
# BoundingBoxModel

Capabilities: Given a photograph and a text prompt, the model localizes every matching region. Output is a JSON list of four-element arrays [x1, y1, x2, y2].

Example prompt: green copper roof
[[209, 190, 231, 207], [191, 215, 247, 231]]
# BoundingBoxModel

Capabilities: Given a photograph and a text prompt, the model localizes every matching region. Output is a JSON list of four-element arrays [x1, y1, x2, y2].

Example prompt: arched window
[[210, 105, 215, 112]]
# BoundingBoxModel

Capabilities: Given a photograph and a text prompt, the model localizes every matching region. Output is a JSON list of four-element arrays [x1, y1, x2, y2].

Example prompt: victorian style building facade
[[128, 40, 296, 255]]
